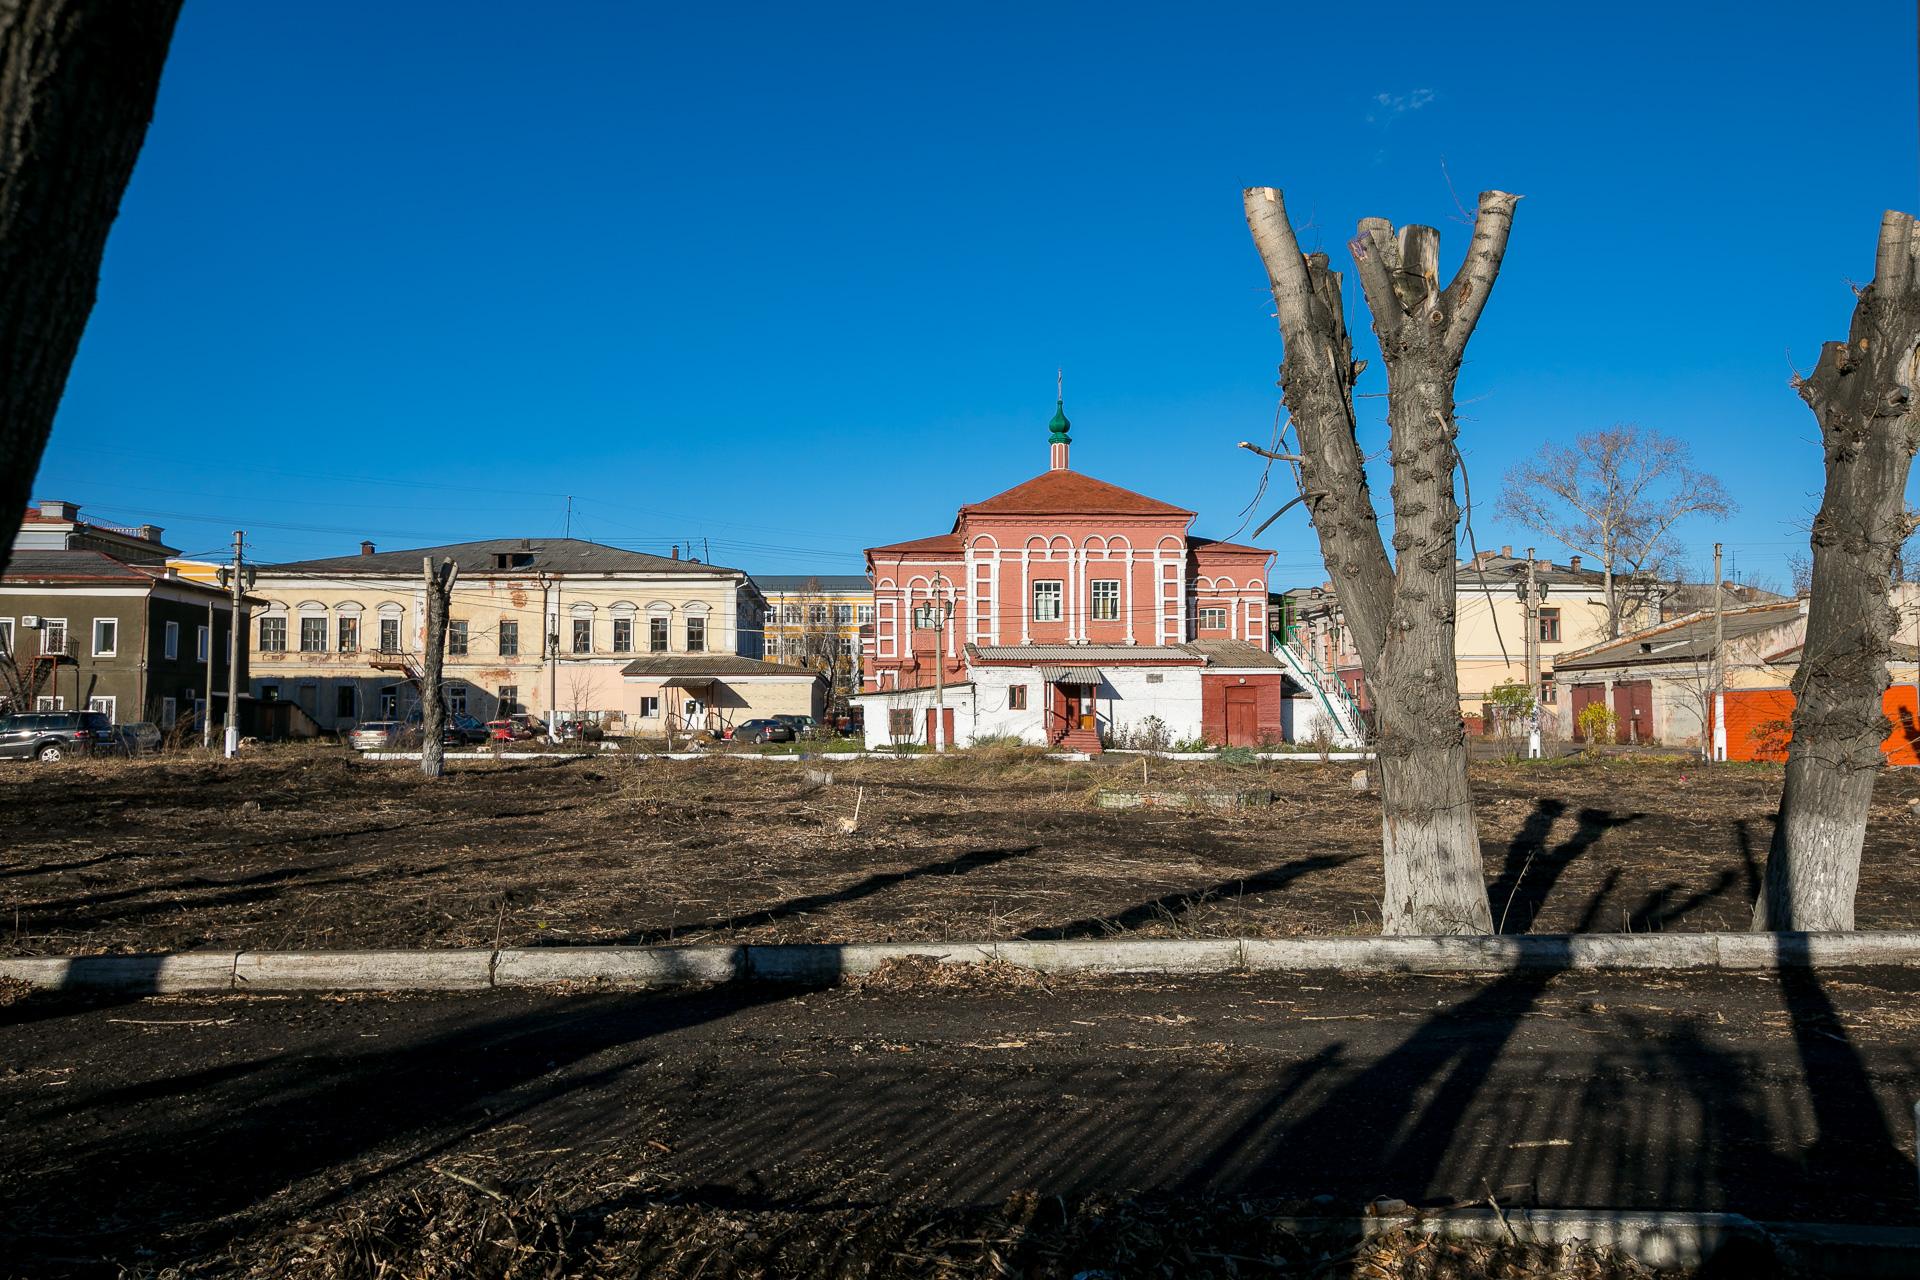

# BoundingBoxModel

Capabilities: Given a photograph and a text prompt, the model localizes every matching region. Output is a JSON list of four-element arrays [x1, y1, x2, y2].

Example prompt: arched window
[[296, 601, 328, 654], [375, 602, 405, 654], [569, 602, 596, 654]]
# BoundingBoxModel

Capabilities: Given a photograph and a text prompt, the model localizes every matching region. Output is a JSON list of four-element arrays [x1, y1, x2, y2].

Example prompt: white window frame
[[88, 694, 117, 720], [833, 604, 854, 626], [1090, 579, 1120, 622], [447, 683, 468, 716], [1033, 581, 1063, 623], [857, 605, 874, 624], [92, 618, 118, 657], [447, 620, 469, 656], [1197, 606, 1228, 630], [639, 695, 660, 718], [685, 615, 707, 653], [571, 617, 593, 654], [0, 618, 14, 657], [299, 615, 328, 653], [36, 695, 64, 711], [163, 620, 179, 660], [258, 615, 287, 653], [198, 624, 211, 662], [42, 618, 68, 656], [378, 613, 403, 653]]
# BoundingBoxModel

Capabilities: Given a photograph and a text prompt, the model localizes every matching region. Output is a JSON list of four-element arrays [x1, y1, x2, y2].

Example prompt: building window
[[447, 621, 469, 655], [1197, 607, 1227, 630], [1091, 580, 1120, 622], [857, 605, 873, 624], [572, 618, 592, 653], [162, 620, 178, 660], [259, 617, 287, 652], [161, 696, 177, 728], [337, 616, 359, 652], [1538, 607, 1561, 643], [833, 604, 853, 625], [1539, 677, 1556, 706], [782, 604, 801, 624], [639, 695, 660, 718], [379, 616, 401, 653], [1033, 580, 1063, 623], [92, 618, 118, 657], [0, 618, 12, 657], [299, 616, 327, 652], [88, 695, 116, 720], [498, 684, 518, 714], [498, 620, 519, 657], [888, 708, 914, 737], [379, 688, 398, 717], [42, 618, 67, 655], [835, 635, 854, 657], [198, 624, 211, 662], [1008, 684, 1028, 710], [808, 603, 827, 625], [611, 618, 633, 652], [447, 683, 468, 715], [913, 603, 942, 629], [686, 616, 707, 652], [649, 616, 669, 651], [260, 684, 279, 701], [36, 696, 63, 711], [336, 685, 355, 717]]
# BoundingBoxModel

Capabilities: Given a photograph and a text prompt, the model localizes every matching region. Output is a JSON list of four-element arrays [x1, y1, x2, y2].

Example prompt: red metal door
[[1612, 680, 1653, 745], [923, 706, 956, 747], [1224, 684, 1259, 746], [1569, 683, 1605, 742]]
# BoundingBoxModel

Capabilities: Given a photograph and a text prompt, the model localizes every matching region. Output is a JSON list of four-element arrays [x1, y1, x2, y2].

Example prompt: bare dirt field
[[3, 748, 1918, 956]]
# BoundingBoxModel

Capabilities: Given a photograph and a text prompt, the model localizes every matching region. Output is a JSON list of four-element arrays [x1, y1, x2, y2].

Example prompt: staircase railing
[[1270, 633, 1367, 748]]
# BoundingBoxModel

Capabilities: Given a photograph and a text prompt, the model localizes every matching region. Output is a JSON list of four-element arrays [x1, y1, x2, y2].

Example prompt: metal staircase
[[1270, 635, 1367, 748]]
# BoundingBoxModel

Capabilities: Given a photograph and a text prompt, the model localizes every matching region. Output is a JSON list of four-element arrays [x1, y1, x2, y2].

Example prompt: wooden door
[[1225, 684, 1259, 746], [923, 706, 956, 747], [1569, 683, 1605, 742], [1612, 680, 1653, 745]]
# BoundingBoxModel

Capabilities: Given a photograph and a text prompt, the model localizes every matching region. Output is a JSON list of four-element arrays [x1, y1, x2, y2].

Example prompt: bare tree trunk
[[0, 0, 181, 577], [1753, 210, 1920, 931], [421, 557, 458, 780], [1246, 186, 1519, 934]]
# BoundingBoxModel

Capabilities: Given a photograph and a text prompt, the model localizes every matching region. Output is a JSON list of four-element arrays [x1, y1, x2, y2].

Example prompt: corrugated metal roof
[[265, 538, 741, 578], [619, 654, 820, 679], [1184, 639, 1285, 668], [968, 644, 1202, 664], [1553, 601, 1805, 670]]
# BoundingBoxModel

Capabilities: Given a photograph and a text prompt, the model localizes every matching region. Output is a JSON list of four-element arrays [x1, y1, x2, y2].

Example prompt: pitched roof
[[960, 470, 1192, 518], [1, 550, 229, 597], [866, 533, 963, 557], [966, 644, 1205, 665], [1188, 536, 1272, 555], [1184, 639, 1284, 668], [1553, 600, 1805, 670], [753, 574, 871, 592], [619, 654, 822, 679], [263, 538, 741, 578]]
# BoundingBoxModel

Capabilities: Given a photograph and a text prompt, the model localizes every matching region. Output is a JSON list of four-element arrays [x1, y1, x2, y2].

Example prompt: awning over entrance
[[659, 676, 715, 689], [1035, 666, 1102, 685]]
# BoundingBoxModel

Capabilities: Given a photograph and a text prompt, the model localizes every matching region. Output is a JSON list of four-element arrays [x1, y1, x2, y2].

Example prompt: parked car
[[400, 710, 491, 746], [0, 710, 115, 762], [115, 722, 164, 756], [726, 718, 795, 745], [771, 714, 820, 738], [350, 721, 405, 751], [558, 718, 604, 742]]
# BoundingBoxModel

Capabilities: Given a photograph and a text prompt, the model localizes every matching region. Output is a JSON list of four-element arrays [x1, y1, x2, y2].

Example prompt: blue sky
[[36, 1, 1919, 588]]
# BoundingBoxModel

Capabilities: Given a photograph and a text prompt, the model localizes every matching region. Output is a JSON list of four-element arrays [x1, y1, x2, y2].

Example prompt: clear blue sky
[[35, 0, 1919, 588]]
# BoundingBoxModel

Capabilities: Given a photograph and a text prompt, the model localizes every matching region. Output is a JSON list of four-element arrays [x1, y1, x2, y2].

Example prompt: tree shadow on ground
[[1488, 799, 1642, 933], [1017, 854, 1362, 940], [608, 844, 1041, 945]]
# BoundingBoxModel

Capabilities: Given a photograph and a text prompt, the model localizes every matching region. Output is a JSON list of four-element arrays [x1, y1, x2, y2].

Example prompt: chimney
[[138, 524, 164, 543], [671, 545, 680, 560], [37, 499, 79, 521], [1500, 544, 1512, 558], [360, 540, 376, 556], [1569, 555, 1582, 572]]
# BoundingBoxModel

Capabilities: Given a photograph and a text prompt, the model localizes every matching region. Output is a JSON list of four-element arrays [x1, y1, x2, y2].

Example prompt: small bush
[[1576, 702, 1618, 748], [1170, 736, 1213, 753], [1113, 715, 1173, 753], [1216, 745, 1258, 767]]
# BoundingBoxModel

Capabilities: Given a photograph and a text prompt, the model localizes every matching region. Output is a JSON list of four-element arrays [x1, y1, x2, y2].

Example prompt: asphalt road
[[3, 967, 1918, 1273]]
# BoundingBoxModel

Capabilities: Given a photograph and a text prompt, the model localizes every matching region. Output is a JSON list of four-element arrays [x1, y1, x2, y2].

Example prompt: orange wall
[[1717, 687, 1919, 765]]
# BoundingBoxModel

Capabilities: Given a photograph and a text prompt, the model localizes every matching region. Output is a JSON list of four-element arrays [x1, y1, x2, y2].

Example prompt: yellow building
[[246, 538, 819, 737], [755, 574, 871, 703]]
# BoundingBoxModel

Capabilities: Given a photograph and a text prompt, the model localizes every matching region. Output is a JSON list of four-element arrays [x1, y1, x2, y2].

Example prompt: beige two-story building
[[248, 538, 817, 737]]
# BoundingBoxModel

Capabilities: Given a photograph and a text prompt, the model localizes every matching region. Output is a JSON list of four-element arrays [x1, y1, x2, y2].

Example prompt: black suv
[[0, 710, 115, 762]]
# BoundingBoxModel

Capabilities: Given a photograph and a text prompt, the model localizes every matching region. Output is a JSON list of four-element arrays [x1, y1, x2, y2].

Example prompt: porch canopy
[[658, 676, 714, 689], [1035, 666, 1102, 686]]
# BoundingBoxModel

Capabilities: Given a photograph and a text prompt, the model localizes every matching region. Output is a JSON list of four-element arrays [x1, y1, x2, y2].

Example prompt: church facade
[[852, 400, 1292, 750]]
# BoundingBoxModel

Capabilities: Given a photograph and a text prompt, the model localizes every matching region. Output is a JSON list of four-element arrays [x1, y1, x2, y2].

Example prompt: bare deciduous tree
[[0, 1, 181, 577], [1498, 426, 1733, 639], [1245, 185, 1518, 935], [1753, 211, 1920, 932], [420, 557, 458, 779]]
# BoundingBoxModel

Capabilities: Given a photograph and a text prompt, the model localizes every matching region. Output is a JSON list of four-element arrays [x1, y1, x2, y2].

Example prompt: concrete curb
[[8, 931, 1920, 994], [357, 748, 1375, 764], [1280, 1209, 1920, 1277]]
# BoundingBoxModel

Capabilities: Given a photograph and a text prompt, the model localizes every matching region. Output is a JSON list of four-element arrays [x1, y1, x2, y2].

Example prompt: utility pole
[[926, 575, 951, 753], [217, 530, 246, 758], [1711, 542, 1727, 763], [1524, 548, 1542, 760], [548, 571, 562, 743], [201, 597, 215, 750]]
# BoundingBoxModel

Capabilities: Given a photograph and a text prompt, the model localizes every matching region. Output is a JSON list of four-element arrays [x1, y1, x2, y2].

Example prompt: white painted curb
[[7, 931, 1920, 994]]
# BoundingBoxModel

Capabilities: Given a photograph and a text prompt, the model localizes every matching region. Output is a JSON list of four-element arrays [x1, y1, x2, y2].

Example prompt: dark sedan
[[727, 718, 795, 745]]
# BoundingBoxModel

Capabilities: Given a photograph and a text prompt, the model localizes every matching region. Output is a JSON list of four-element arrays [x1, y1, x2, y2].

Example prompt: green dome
[[1047, 398, 1071, 444]]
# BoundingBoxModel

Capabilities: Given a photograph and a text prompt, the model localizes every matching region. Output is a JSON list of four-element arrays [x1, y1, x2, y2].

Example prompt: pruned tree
[[1753, 211, 1920, 932], [0, 1, 182, 577], [420, 556, 458, 779], [1498, 426, 1733, 639], [1244, 185, 1518, 935]]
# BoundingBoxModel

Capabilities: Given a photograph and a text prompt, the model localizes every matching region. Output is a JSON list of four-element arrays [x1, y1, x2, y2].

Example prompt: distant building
[[246, 538, 814, 737], [755, 574, 871, 705], [852, 400, 1291, 751], [3, 500, 251, 730]]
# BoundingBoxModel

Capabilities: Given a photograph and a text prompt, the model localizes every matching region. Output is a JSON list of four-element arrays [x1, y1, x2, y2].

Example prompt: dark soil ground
[[10, 967, 1916, 1277], [4, 747, 1918, 956]]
